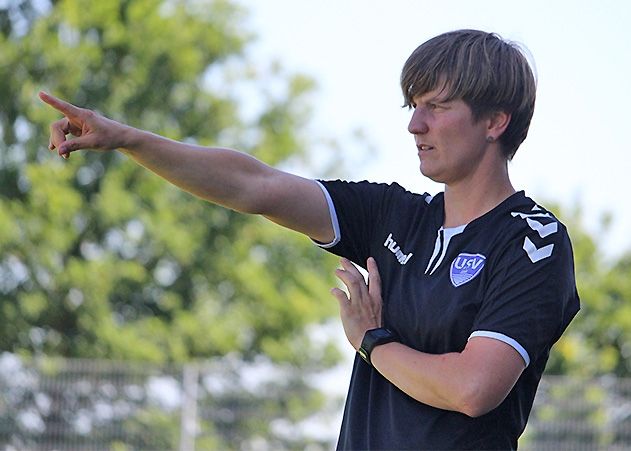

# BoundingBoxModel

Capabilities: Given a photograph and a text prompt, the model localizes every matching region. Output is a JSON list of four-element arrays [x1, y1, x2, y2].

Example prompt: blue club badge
[[450, 253, 486, 287]]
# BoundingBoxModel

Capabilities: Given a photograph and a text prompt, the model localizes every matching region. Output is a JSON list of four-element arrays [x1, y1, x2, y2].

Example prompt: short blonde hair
[[401, 29, 537, 160]]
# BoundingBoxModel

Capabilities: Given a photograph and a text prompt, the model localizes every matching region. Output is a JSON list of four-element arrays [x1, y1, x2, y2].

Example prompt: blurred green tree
[[0, 0, 342, 448], [0, 0, 341, 364], [546, 208, 631, 378], [522, 209, 631, 451]]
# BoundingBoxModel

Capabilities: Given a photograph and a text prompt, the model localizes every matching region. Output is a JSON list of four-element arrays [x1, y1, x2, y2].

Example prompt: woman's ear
[[486, 110, 511, 142]]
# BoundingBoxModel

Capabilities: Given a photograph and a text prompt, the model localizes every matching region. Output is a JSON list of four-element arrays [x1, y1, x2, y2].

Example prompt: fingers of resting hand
[[366, 257, 382, 300], [332, 259, 383, 348], [330, 287, 350, 306], [335, 258, 369, 300]]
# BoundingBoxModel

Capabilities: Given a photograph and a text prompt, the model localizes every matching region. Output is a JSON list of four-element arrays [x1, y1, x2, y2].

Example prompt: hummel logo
[[383, 233, 413, 265]]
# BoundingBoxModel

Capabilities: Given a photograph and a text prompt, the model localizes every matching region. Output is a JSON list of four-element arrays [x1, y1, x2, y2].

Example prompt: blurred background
[[0, 0, 630, 449]]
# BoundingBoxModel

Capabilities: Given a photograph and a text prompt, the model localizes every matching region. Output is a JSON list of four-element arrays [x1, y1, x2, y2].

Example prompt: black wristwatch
[[358, 328, 398, 366]]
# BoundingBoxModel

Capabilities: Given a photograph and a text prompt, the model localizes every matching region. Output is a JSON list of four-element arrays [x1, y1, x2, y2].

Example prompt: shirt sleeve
[[471, 221, 580, 367], [313, 180, 418, 267]]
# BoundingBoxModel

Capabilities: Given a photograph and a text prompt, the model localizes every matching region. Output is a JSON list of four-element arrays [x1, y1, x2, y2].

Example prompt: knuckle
[[348, 278, 362, 289]]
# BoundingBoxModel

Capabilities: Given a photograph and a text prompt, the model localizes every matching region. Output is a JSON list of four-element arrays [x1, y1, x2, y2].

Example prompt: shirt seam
[[469, 330, 531, 367]]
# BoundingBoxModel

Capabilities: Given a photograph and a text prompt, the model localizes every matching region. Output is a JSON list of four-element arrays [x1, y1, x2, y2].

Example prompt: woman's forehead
[[409, 79, 455, 102]]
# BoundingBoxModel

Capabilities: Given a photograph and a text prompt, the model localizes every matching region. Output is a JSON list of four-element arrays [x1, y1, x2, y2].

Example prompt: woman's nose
[[408, 108, 429, 135]]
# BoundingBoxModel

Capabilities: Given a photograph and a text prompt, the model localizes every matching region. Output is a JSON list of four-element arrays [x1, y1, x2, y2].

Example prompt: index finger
[[339, 258, 365, 278], [38, 91, 83, 118], [367, 257, 382, 296]]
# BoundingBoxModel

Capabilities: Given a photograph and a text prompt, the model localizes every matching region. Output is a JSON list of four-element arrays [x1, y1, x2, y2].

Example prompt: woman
[[41, 29, 579, 450]]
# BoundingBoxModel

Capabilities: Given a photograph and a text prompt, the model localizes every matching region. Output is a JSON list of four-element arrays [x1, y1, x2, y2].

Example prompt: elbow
[[456, 382, 503, 418], [460, 399, 496, 418]]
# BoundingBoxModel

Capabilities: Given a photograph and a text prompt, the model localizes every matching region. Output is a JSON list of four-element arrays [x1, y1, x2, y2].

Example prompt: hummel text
[[383, 233, 413, 265]]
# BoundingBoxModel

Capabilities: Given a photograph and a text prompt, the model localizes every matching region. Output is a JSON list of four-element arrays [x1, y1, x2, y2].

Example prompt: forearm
[[370, 343, 476, 414], [116, 126, 334, 242], [118, 126, 276, 213], [370, 340, 521, 417]]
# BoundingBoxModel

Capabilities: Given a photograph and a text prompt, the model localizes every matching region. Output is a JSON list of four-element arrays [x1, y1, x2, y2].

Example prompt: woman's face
[[407, 87, 495, 186]]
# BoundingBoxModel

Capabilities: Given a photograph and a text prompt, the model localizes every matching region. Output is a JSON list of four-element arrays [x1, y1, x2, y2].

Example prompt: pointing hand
[[39, 91, 128, 159]]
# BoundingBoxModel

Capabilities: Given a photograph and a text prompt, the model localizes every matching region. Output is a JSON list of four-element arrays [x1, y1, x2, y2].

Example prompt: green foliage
[[1, 0, 339, 364], [0, 1, 342, 446], [545, 206, 631, 377]]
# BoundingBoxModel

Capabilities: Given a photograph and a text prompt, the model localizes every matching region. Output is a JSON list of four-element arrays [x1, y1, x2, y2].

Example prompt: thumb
[[367, 257, 382, 299], [58, 137, 92, 156]]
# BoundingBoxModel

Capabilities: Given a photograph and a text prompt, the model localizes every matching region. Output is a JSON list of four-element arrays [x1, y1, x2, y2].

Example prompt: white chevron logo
[[511, 211, 551, 219], [525, 218, 558, 238], [512, 208, 559, 263], [523, 237, 554, 263]]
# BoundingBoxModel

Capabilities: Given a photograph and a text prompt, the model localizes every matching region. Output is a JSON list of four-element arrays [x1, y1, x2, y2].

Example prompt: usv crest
[[450, 253, 486, 287]]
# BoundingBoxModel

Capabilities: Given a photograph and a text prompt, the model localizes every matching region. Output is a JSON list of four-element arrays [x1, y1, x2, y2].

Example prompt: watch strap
[[358, 327, 398, 366]]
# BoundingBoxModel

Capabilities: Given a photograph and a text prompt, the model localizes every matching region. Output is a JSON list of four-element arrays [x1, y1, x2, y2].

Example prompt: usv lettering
[[450, 253, 486, 287], [383, 233, 413, 265]]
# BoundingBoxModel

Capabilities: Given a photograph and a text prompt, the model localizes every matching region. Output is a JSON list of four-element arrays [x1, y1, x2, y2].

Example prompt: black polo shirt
[[315, 180, 580, 450]]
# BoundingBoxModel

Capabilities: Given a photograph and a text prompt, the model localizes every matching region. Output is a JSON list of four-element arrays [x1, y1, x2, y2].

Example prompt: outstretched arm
[[39, 92, 334, 243]]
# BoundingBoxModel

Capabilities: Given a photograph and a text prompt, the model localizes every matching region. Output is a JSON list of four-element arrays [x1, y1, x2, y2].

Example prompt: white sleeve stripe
[[311, 181, 341, 249], [469, 331, 531, 367]]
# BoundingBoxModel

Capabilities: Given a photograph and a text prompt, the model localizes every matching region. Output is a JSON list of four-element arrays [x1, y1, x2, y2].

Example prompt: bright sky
[[238, 0, 631, 260]]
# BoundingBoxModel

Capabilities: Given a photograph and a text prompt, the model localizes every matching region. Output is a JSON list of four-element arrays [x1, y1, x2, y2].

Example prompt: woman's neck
[[442, 163, 516, 228]]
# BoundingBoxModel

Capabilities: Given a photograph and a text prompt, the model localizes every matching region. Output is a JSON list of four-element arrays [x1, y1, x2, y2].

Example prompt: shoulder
[[317, 179, 434, 208], [318, 179, 429, 197], [472, 192, 575, 275], [474, 195, 580, 345], [481, 195, 577, 296], [507, 193, 572, 246]]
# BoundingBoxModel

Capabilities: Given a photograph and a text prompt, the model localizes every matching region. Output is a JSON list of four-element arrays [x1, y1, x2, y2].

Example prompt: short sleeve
[[313, 180, 391, 265], [314, 180, 430, 268], [471, 221, 580, 367]]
